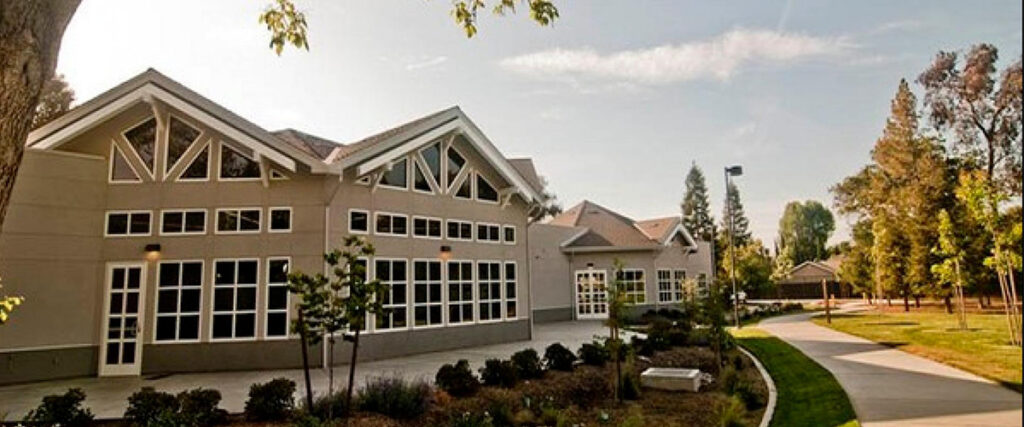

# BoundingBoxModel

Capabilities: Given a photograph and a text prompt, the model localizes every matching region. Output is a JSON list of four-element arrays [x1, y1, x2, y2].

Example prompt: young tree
[[777, 200, 835, 265], [681, 162, 717, 243], [838, 220, 875, 302], [871, 212, 907, 307], [529, 175, 563, 223], [720, 182, 751, 247], [0, 0, 560, 231], [932, 209, 970, 328], [720, 240, 773, 298], [0, 277, 24, 325], [606, 259, 629, 402], [288, 236, 387, 415], [918, 44, 1023, 195]]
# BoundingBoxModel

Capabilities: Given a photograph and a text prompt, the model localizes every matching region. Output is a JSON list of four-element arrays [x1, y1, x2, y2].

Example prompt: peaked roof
[[272, 128, 342, 161], [333, 107, 457, 162], [636, 216, 680, 242], [549, 201, 665, 251], [508, 158, 543, 192]]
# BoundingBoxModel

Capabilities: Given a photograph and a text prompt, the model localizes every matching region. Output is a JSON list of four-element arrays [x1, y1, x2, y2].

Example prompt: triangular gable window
[[123, 118, 157, 177], [166, 116, 201, 175], [421, 142, 441, 188], [380, 158, 408, 189], [476, 173, 498, 202], [454, 174, 472, 199], [446, 147, 466, 191], [269, 170, 288, 180], [179, 144, 209, 180], [413, 160, 432, 193], [219, 143, 261, 179], [110, 144, 141, 182]]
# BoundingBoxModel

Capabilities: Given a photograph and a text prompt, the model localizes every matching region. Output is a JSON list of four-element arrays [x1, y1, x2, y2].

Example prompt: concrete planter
[[640, 367, 702, 392]]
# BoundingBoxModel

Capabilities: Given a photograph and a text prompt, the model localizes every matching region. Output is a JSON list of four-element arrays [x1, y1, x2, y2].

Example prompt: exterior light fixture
[[439, 245, 452, 262], [144, 243, 161, 262], [586, 262, 594, 268]]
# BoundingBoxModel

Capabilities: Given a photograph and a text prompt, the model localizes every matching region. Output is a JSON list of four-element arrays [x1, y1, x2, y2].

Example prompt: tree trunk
[[297, 309, 314, 411], [903, 294, 910, 312], [914, 295, 920, 309], [943, 295, 952, 314], [346, 328, 360, 413], [0, 0, 81, 230]]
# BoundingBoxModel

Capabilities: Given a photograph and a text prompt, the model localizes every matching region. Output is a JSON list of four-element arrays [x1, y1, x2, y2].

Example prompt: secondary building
[[0, 69, 543, 385], [529, 201, 714, 322], [774, 258, 851, 299]]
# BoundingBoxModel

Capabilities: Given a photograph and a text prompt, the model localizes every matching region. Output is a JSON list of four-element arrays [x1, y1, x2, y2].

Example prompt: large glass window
[[155, 261, 202, 342], [413, 217, 442, 239], [478, 262, 502, 321], [505, 262, 517, 319], [476, 173, 499, 202], [106, 211, 151, 236], [413, 260, 442, 327], [446, 220, 473, 240], [179, 144, 209, 180], [454, 176, 472, 199], [166, 116, 201, 174], [477, 223, 501, 243], [617, 269, 646, 304], [413, 161, 433, 192], [123, 118, 157, 176], [110, 144, 141, 182], [161, 210, 206, 235], [216, 208, 261, 233], [446, 147, 466, 190], [266, 258, 290, 338], [421, 143, 442, 187], [380, 158, 408, 189], [219, 144, 261, 179], [447, 261, 474, 324], [375, 213, 408, 236], [212, 260, 258, 340], [375, 259, 408, 331]]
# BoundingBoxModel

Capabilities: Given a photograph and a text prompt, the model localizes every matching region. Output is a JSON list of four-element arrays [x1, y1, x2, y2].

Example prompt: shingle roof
[[508, 158, 543, 192], [636, 216, 681, 242], [549, 201, 661, 249], [333, 107, 458, 161], [272, 128, 342, 161]]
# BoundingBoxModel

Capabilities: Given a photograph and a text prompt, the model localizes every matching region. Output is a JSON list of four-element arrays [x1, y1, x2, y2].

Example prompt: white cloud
[[405, 56, 448, 71], [499, 29, 854, 85]]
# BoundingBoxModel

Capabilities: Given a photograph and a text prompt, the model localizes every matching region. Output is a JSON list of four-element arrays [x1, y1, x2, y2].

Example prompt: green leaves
[[452, 0, 559, 38], [258, 0, 309, 56], [0, 277, 25, 325]]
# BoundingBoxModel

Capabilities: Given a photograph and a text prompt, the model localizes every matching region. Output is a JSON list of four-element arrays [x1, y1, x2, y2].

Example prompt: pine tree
[[681, 162, 716, 242], [720, 182, 751, 247]]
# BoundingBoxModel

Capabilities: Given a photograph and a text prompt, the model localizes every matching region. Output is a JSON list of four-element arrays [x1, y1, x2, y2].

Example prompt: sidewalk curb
[[738, 346, 776, 427]]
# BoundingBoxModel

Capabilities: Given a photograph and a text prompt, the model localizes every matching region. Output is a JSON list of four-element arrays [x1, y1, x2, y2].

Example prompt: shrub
[[564, 368, 612, 408], [687, 329, 712, 346], [543, 343, 576, 371], [436, 359, 481, 397], [24, 388, 94, 427], [648, 346, 719, 373], [734, 381, 765, 410], [357, 375, 432, 419], [244, 377, 296, 421], [715, 395, 747, 427], [511, 348, 544, 380], [620, 373, 641, 401], [448, 411, 493, 427], [603, 337, 629, 361], [480, 359, 518, 388], [719, 366, 740, 393], [577, 342, 610, 366], [731, 353, 747, 371], [177, 388, 227, 426], [124, 387, 178, 426], [629, 336, 655, 357]]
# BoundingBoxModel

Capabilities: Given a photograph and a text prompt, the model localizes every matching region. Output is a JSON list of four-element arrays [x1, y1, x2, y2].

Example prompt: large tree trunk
[[0, 0, 80, 230], [943, 295, 952, 314]]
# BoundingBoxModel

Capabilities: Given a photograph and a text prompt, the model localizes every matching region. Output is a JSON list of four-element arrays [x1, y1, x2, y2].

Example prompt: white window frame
[[502, 225, 517, 245], [657, 269, 683, 303], [216, 141, 262, 182], [354, 175, 371, 185], [411, 155, 439, 195], [412, 259, 443, 329], [504, 261, 518, 320], [446, 219, 474, 241], [618, 268, 647, 304], [153, 260, 204, 344], [120, 116, 158, 180], [477, 260, 503, 323], [417, 142, 443, 192], [108, 142, 143, 184], [159, 209, 207, 236], [378, 157, 410, 191], [164, 114, 205, 178], [348, 209, 370, 235], [210, 258, 261, 342], [374, 212, 409, 237], [444, 145, 468, 192], [446, 260, 475, 325], [373, 258, 410, 333], [214, 208, 262, 234], [264, 257, 291, 340], [268, 207, 293, 233], [474, 172, 500, 204], [172, 139, 212, 183], [104, 210, 153, 237], [451, 169, 474, 200], [476, 222, 501, 244], [412, 215, 443, 240]]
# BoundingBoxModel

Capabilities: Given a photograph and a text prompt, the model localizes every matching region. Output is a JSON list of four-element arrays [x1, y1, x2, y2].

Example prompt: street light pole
[[725, 166, 743, 329]]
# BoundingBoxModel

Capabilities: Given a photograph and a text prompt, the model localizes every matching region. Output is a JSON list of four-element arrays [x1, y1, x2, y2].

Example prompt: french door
[[99, 262, 147, 376], [575, 269, 608, 319]]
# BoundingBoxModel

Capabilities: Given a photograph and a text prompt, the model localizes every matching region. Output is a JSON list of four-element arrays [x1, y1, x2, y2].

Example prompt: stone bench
[[640, 367, 702, 392]]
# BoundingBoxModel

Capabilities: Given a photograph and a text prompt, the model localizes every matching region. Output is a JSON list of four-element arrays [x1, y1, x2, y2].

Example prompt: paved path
[[1, 320, 614, 420], [758, 308, 1023, 426]]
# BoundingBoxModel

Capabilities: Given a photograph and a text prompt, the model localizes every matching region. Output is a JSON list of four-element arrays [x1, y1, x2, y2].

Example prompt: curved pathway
[[758, 309, 1022, 426]]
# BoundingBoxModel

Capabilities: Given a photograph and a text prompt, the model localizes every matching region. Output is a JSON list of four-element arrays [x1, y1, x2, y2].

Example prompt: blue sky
[[56, 0, 1023, 245]]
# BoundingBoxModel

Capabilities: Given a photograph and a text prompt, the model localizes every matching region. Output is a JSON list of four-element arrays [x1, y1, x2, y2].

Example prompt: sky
[[56, 0, 1023, 246]]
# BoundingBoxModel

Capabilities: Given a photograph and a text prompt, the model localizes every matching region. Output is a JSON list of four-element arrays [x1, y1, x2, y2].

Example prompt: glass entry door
[[575, 269, 608, 319], [99, 263, 146, 376]]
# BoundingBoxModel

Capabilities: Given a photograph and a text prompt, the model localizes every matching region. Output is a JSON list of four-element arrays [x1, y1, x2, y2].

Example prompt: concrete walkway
[[1, 320, 614, 421], [758, 308, 1023, 426]]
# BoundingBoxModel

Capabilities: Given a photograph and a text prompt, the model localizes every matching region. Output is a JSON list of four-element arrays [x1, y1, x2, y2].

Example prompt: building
[[775, 258, 851, 299], [529, 201, 714, 322], [0, 69, 543, 385]]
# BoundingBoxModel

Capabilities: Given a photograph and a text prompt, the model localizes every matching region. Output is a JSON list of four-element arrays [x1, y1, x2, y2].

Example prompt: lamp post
[[724, 165, 743, 329]]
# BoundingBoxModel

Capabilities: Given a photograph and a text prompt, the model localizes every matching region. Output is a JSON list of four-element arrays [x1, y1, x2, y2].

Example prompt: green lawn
[[812, 311, 1023, 393], [732, 328, 859, 427]]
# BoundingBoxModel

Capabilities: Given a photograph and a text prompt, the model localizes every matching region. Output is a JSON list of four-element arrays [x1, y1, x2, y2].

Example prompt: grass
[[812, 310, 1023, 393], [731, 328, 859, 427]]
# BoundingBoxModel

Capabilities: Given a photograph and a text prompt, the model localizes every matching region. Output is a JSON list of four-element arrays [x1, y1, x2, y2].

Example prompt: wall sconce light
[[439, 245, 452, 262], [144, 243, 161, 261]]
